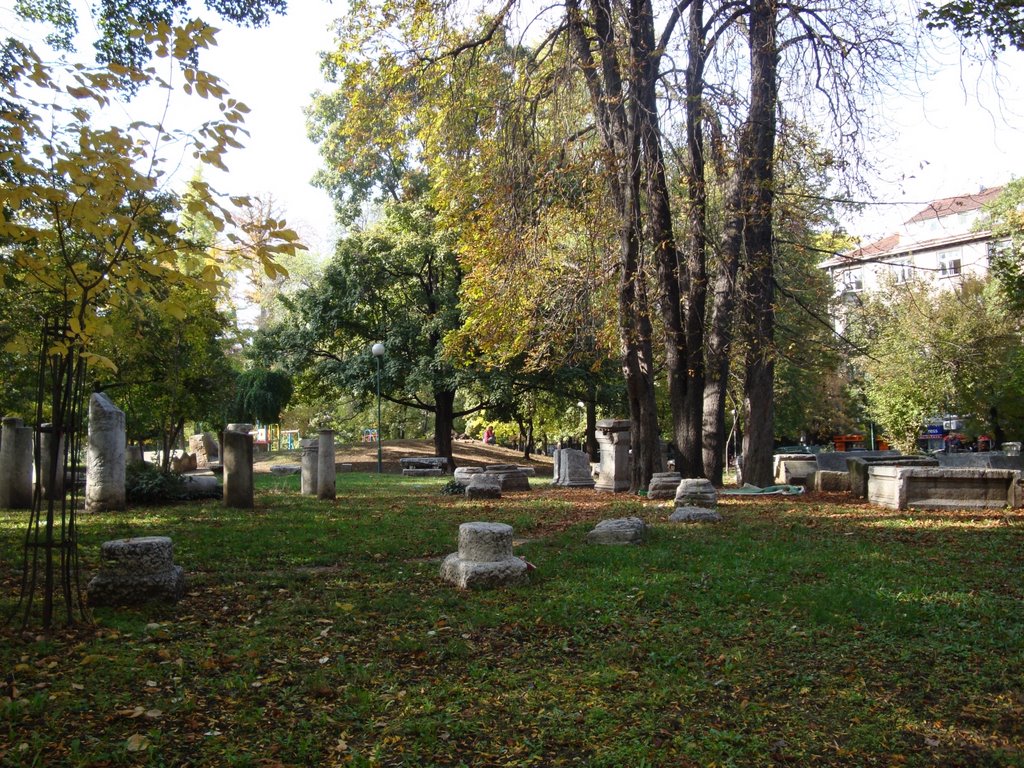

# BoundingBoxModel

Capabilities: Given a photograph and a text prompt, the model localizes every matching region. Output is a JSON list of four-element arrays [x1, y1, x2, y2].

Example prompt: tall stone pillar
[[86, 394, 126, 512], [300, 438, 319, 496], [39, 423, 65, 501], [0, 416, 34, 509], [317, 429, 336, 500], [595, 418, 631, 493], [223, 427, 254, 509]]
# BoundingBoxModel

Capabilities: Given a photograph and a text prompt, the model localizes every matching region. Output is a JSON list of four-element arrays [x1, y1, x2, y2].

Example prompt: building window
[[939, 250, 961, 278], [892, 258, 913, 284], [988, 238, 1011, 264], [841, 268, 863, 292]]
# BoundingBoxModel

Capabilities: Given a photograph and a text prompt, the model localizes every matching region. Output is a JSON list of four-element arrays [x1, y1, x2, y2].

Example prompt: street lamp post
[[372, 343, 385, 474]]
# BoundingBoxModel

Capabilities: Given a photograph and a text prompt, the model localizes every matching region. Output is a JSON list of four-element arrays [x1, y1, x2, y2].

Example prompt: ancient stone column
[[317, 429, 336, 500], [300, 438, 319, 496], [86, 394, 126, 513], [222, 428, 254, 509], [594, 419, 631, 493], [39, 423, 66, 501], [0, 416, 34, 509]]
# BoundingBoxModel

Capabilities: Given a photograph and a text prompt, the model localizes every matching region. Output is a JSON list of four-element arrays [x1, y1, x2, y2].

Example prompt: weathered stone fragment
[[466, 474, 502, 500], [87, 536, 185, 606], [674, 478, 717, 510], [647, 472, 681, 500], [453, 466, 484, 487], [586, 517, 648, 544], [669, 506, 723, 523]]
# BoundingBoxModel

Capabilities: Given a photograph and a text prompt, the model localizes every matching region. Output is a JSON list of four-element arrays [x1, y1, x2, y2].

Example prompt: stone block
[[0, 417, 34, 509], [317, 430, 336, 500], [403, 468, 444, 477], [556, 449, 595, 488], [813, 470, 851, 492], [669, 506, 723, 522], [586, 517, 648, 544], [270, 464, 301, 476], [223, 429, 254, 509], [466, 474, 502, 500], [453, 467, 484, 487], [300, 438, 318, 496], [815, 450, 900, 472], [847, 455, 939, 499], [400, 456, 451, 471], [595, 420, 631, 493]]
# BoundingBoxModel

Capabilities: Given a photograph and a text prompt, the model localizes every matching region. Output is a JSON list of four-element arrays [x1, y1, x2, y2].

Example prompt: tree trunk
[[738, 0, 779, 488], [585, 397, 599, 461], [566, 0, 662, 491], [433, 389, 456, 470]]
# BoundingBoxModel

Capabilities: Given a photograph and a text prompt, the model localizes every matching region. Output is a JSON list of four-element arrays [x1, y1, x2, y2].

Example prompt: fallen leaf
[[125, 733, 149, 752]]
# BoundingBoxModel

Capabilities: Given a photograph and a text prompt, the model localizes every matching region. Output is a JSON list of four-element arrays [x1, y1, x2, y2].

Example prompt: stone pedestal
[[39, 424, 65, 501], [87, 536, 185, 606], [223, 428, 254, 509], [300, 438, 319, 496], [317, 430, 336, 500], [0, 417, 34, 509], [86, 394, 126, 513], [440, 522, 528, 589], [595, 419, 631, 493]]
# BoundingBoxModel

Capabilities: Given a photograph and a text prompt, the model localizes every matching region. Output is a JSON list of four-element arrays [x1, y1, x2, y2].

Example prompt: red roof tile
[[905, 185, 1004, 223]]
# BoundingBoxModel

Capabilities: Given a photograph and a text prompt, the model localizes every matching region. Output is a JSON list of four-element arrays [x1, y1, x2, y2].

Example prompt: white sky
[[3, 0, 1023, 251]]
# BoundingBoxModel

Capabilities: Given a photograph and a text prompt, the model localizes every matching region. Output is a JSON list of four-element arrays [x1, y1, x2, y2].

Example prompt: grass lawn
[[1, 472, 1022, 767]]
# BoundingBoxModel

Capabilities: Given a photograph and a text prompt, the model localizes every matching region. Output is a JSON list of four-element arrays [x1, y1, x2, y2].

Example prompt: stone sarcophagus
[[867, 466, 1022, 511]]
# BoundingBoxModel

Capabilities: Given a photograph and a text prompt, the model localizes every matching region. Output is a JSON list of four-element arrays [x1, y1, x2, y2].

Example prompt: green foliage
[[438, 478, 464, 495], [851, 277, 1024, 449], [124, 462, 187, 504], [978, 178, 1024, 309], [253, 193, 467, 423], [920, 0, 1024, 52], [231, 368, 293, 424], [0, 21, 299, 373]]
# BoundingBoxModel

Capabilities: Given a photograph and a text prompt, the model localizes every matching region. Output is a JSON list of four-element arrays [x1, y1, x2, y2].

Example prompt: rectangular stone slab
[[868, 466, 1022, 510]]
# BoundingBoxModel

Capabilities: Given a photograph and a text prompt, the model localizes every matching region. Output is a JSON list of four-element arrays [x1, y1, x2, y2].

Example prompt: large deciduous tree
[[253, 192, 476, 461]]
